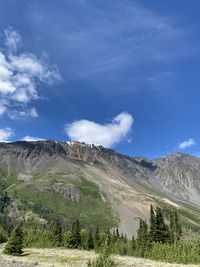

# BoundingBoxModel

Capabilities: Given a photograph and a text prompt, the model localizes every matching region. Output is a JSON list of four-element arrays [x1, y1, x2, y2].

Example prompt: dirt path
[[0, 248, 200, 267]]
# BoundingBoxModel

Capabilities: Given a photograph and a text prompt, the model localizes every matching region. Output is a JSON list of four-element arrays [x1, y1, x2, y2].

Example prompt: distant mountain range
[[1, 141, 200, 236]]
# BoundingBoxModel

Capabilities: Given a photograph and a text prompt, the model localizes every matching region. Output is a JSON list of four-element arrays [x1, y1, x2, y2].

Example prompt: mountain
[[1, 141, 200, 237]]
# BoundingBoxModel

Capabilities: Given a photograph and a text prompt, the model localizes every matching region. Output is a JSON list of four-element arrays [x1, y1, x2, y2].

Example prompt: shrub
[[0, 227, 7, 243], [3, 223, 24, 256]]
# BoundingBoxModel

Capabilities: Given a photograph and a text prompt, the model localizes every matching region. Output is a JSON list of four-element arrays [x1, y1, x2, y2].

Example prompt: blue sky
[[0, 0, 200, 158]]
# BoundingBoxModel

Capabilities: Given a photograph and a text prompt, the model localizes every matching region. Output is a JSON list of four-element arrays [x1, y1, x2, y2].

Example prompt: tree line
[[3, 205, 182, 257]]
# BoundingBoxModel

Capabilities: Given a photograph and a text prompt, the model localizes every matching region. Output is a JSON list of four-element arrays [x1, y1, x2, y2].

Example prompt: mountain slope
[[1, 141, 200, 236]]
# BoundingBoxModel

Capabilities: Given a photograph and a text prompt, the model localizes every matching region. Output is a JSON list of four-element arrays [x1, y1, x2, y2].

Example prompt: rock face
[[1, 140, 200, 235], [154, 152, 200, 204]]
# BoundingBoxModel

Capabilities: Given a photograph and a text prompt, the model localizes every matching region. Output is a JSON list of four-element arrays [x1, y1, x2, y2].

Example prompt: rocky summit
[[1, 140, 200, 236]]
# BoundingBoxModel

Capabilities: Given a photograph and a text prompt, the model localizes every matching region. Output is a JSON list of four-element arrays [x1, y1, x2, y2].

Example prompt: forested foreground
[[2, 205, 200, 266]]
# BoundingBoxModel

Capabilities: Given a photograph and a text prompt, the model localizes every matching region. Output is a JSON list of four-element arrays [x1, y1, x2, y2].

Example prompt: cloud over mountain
[[179, 138, 196, 149], [0, 127, 14, 142], [65, 112, 133, 148]]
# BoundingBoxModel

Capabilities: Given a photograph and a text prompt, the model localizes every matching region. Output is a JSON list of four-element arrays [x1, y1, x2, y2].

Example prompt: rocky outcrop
[[1, 141, 200, 205]]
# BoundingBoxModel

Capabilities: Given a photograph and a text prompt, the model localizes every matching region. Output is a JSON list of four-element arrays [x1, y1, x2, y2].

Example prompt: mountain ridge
[[1, 140, 200, 236]]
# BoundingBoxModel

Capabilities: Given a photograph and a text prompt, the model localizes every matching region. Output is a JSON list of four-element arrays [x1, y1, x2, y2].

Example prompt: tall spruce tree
[[169, 212, 175, 243], [136, 219, 148, 249], [169, 211, 182, 243], [50, 217, 63, 247], [116, 228, 120, 239], [131, 235, 136, 250], [148, 205, 156, 244], [174, 211, 182, 241], [68, 219, 81, 248], [154, 206, 169, 243], [87, 229, 94, 250], [94, 227, 101, 248], [4, 223, 24, 256]]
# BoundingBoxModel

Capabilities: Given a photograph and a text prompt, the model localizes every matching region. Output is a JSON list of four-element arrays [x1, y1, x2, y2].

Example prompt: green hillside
[[0, 170, 118, 231]]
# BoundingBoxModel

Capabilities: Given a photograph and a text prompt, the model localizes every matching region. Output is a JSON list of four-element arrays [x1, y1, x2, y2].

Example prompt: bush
[[4, 223, 24, 256], [88, 241, 115, 267], [145, 240, 200, 264], [0, 227, 7, 243]]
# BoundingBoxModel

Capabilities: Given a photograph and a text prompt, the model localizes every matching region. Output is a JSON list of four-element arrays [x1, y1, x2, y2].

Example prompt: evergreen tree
[[3, 223, 24, 256], [169, 211, 182, 243], [174, 211, 182, 241], [136, 219, 148, 250], [154, 207, 169, 243], [148, 205, 156, 243], [87, 229, 94, 250], [94, 227, 101, 248], [68, 219, 81, 248], [50, 217, 63, 247], [131, 235, 136, 251], [116, 228, 120, 239], [169, 212, 175, 243]]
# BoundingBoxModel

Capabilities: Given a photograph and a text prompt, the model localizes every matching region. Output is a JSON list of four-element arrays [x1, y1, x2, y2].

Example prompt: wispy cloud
[[34, 0, 197, 92], [0, 127, 14, 142], [0, 27, 61, 120], [65, 112, 133, 148], [179, 138, 196, 149]]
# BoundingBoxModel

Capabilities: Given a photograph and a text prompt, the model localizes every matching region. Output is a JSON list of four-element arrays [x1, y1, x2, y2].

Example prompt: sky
[[0, 0, 200, 158]]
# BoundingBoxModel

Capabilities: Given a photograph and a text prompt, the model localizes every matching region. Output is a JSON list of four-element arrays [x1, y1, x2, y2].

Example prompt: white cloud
[[65, 112, 133, 148], [0, 104, 6, 116], [21, 135, 45, 142], [8, 107, 38, 120], [179, 138, 196, 149], [0, 27, 61, 119], [4, 27, 21, 53], [0, 127, 14, 142]]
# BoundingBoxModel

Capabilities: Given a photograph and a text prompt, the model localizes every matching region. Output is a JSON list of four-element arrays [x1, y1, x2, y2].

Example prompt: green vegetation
[[0, 170, 117, 232], [49, 217, 63, 247], [1, 204, 200, 264], [145, 241, 200, 264], [88, 241, 115, 267], [2, 169, 200, 264], [3, 223, 24, 256], [68, 219, 81, 248]]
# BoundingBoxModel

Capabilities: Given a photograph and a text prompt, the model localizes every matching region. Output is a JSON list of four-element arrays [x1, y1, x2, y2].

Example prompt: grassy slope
[[136, 182, 200, 233], [0, 170, 118, 230], [2, 165, 200, 234]]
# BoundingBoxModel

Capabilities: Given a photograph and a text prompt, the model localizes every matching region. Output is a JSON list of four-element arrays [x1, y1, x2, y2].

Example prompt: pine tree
[[68, 219, 81, 248], [169, 212, 175, 243], [148, 205, 156, 243], [116, 228, 120, 239], [87, 229, 94, 250], [94, 227, 101, 248], [154, 206, 169, 243], [50, 217, 63, 247], [131, 235, 136, 250], [169, 211, 182, 243], [3, 223, 24, 256], [136, 219, 148, 248], [174, 211, 182, 241]]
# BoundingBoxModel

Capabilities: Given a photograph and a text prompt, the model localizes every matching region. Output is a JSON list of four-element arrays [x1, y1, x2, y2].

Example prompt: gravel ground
[[1, 248, 200, 267]]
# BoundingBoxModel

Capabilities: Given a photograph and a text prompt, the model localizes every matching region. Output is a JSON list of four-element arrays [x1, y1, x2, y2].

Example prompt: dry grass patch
[[1, 248, 200, 267]]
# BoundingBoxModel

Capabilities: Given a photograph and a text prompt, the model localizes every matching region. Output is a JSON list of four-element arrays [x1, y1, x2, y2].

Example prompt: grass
[[0, 170, 118, 230], [1, 248, 200, 267]]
